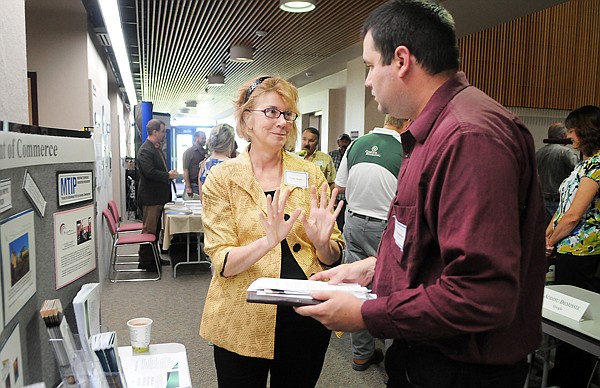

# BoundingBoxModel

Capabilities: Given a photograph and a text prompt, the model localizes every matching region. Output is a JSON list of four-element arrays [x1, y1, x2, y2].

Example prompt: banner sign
[[0, 131, 94, 169], [57, 171, 93, 206]]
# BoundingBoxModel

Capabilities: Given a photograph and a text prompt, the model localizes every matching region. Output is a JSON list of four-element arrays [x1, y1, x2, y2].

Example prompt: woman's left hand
[[302, 183, 343, 249]]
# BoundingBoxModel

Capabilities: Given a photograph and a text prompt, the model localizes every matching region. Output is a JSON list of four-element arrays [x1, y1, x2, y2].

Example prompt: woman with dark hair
[[199, 75, 344, 387], [546, 105, 600, 387]]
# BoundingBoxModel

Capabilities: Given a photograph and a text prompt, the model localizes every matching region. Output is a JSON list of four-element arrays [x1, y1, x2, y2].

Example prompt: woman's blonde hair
[[207, 123, 235, 154], [233, 76, 299, 150]]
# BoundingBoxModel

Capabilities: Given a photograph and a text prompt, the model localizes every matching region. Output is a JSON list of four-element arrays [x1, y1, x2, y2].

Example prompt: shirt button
[[293, 243, 301, 252]]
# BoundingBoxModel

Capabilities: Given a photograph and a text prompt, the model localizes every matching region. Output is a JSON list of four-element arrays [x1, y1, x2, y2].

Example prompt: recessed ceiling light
[[207, 74, 225, 86], [230, 45, 254, 63], [279, 0, 316, 13]]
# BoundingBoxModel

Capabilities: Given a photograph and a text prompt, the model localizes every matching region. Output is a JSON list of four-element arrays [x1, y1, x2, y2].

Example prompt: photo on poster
[[54, 205, 96, 289], [0, 209, 37, 326], [8, 234, 29, 287], [0, 324, 22, 388]]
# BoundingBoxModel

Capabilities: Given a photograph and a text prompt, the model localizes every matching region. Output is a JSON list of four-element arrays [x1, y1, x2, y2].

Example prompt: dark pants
[[138, 204, 163, 267], [549, 253, 600, 388], [385, 341, 528, 388], [213, 305, 331, 387]]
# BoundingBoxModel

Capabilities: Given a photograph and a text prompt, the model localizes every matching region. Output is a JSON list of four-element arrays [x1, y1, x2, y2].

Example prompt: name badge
[[284, 170, 308, 188], [543, 287, 590, 321], [315, 160, 324, 167], [393, 216, 406, 250]]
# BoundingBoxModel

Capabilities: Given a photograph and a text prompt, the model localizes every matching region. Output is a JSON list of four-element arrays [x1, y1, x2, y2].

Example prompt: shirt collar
[[148, 137, 162, 148], [408, 71, 470, 146]]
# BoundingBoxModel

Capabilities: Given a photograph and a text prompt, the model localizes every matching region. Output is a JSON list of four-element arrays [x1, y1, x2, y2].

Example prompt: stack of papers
[[184, 200, 202, 215], [247, 277, 377, 307]]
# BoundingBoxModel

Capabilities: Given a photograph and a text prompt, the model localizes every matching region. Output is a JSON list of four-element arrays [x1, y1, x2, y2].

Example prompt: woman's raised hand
[[302, 182, 343, 249], [259, 188, 301, 249]]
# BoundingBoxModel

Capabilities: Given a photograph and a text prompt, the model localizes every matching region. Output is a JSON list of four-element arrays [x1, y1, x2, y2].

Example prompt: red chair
[[108, 199, 143, 233], [102, 209, 160, 282]]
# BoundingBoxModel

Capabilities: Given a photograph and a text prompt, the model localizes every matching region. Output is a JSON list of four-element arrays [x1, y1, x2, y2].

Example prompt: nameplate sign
[[543, 288, 590, 321]]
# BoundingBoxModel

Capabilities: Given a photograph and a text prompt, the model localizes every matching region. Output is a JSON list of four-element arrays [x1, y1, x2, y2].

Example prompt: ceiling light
[[279, 0, 316, 13], [229, 45, 254, 63], [97, 0, 138, 106], [207, 74, 225, 86]]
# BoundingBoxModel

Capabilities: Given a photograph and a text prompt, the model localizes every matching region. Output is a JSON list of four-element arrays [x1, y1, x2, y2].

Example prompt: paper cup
[[127, 318, 153, 353]]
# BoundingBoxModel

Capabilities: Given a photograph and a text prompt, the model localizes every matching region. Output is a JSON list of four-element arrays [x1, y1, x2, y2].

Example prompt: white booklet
[[73, 283, 101, 350], [246, 277, 377, 307]]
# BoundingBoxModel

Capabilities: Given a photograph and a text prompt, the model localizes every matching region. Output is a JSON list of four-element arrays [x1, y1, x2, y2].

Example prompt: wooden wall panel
[[459, 0, 600, 110]]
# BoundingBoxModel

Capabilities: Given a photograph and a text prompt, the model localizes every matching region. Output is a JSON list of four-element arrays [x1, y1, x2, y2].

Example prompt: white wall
[[26, 1, 89, 130], [0, 0, 28, 124]]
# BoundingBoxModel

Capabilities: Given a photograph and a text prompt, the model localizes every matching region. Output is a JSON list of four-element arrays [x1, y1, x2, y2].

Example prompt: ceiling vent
[[95, 28, 111, 47], [185, 100, 197, 108]]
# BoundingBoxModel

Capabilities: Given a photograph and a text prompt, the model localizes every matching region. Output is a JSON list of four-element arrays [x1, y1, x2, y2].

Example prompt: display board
[[0, 124, 99, 386]]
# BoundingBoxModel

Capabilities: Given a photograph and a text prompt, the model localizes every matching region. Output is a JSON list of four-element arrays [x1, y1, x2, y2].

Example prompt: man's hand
[[295, 291, 366, 332], [310, 256, 377, 286], [168, 170, 179, 180]]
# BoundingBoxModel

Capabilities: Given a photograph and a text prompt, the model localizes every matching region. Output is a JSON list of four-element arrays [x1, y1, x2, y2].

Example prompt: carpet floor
[[100, 248, 389, 387]]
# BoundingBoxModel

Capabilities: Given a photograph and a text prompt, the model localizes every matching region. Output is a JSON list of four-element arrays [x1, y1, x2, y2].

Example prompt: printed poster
[[0, 324, 23, 387], [0, 209, 36, 325], [53, 205, 96, 289]]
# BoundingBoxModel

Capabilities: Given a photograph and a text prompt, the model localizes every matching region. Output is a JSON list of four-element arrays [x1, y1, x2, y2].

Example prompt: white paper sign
[[0, 179, 11, 214], [22, 170, 46, 217], [543, 287, 590, 321]]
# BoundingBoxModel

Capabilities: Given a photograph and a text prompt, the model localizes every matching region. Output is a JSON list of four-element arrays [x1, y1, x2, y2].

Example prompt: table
[[118, 342, 192, 387], [162, 201, 210, 277], [539, 285, 600, 387]]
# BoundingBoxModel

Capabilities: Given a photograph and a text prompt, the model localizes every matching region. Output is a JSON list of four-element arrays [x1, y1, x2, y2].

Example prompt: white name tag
[[315, 160, 324, 166], [543, 287, 590, 321], [393, 217, 406, 250], [284, 170, 309, 188]]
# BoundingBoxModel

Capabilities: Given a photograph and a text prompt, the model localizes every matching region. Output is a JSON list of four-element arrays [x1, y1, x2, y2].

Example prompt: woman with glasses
[[200, 75, 344, 387]]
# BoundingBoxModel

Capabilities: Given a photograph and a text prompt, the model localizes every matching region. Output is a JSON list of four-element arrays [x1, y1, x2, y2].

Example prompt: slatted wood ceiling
[[119, 0, 389, 117]]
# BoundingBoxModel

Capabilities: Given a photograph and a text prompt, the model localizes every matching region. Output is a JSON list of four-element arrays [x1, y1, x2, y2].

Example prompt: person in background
[[200, 75, 344, 387], [335, 115, 407, 371], [536, 121, 579, 223], [329, 133, 351, 231], [137, 119, 178, 271], [296, 1, 546, 387], [299, 127, 336, 187], [545, 105, 600, 388], [182, 130, 207, 198], [197, 123, 235, 200]]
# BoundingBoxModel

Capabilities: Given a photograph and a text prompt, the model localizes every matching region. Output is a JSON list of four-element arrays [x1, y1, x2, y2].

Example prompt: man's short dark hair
[[361, 0, 460, 75], [193, 131, 205, 141], [303, 127, 320, 141], [146, 119, 165, 135]]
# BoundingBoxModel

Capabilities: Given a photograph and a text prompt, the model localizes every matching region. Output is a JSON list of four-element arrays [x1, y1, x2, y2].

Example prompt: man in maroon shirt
[[296, 1, 546, 387]]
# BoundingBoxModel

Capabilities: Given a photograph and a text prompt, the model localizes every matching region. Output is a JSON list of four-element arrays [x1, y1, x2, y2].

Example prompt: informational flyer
[[0, 180, 11, 214], [0, 209, 36, 326], [53, 205, 96, 289], [0, 324, 23, 388], [57, 171, 93, 207]]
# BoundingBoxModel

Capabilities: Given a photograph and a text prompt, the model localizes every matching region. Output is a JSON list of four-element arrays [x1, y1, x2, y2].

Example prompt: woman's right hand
[[259, 188, 301, 249]]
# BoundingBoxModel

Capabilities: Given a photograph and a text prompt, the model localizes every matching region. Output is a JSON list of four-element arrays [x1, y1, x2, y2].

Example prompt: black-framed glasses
[[246, 108, 298, 121]]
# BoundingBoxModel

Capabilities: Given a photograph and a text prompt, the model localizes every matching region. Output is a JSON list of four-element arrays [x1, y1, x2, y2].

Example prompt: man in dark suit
[[137, 119, 178, 271]]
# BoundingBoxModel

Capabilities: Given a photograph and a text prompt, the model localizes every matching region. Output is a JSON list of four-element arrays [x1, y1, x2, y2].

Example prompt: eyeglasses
[[246, 108, 298, 121]]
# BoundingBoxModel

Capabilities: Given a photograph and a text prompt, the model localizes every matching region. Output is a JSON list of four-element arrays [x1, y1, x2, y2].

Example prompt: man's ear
[[395, 45, 411, 77]]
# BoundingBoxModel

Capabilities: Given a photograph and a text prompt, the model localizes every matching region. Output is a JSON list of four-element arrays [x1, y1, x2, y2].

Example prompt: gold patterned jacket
[[199, 149, 344, 359]]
